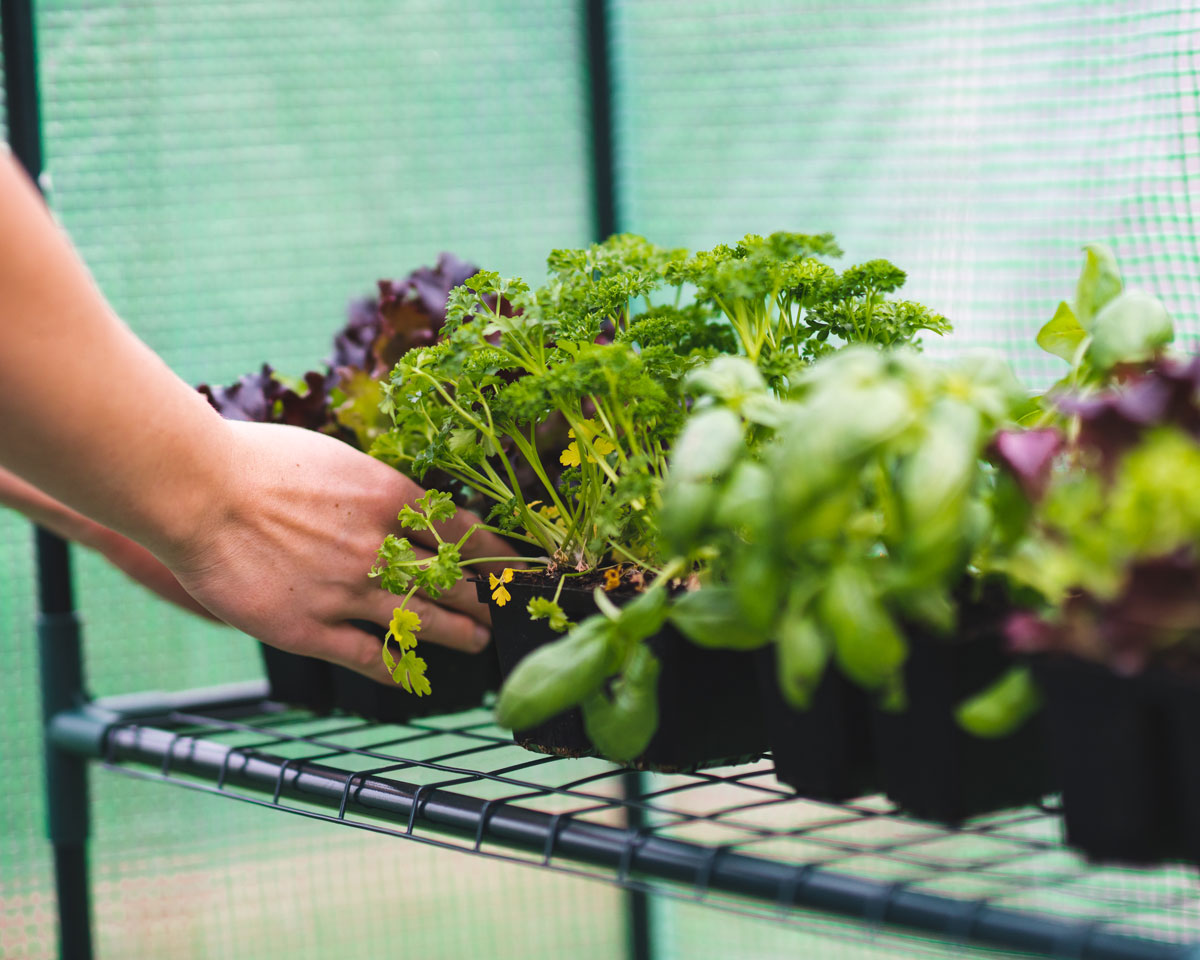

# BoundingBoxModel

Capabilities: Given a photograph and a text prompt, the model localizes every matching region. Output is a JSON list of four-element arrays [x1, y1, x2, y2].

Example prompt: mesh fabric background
[[610, 0, 1200, 385], [3, 1, 1200, 958]]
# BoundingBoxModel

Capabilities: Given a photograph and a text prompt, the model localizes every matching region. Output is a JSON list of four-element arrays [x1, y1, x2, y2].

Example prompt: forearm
[[0, 465, 221, 620], [0, 462, 99, 543], [0, 154, 231, 561]]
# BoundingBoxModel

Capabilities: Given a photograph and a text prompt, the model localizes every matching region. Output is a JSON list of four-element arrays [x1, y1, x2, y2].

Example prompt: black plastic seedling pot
[[754, 647, 876, 801], [1158, 669, 1200, 865], [330, 621, 501, 723], [260, 646, 335, 714], [479, 575, 767, 772], [1036, 655, 1181, 864], [871, 600, 1052, 825]]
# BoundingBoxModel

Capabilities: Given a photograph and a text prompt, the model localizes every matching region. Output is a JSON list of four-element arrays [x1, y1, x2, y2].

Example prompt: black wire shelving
[[48, 681, 1200, 960]]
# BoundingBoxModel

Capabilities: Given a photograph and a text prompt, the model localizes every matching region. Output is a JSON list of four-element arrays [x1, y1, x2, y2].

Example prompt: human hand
[[160, 419, 513, 684]]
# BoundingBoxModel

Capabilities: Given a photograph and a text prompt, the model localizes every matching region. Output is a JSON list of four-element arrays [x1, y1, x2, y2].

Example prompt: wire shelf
[[51, 683, 1200, 960]]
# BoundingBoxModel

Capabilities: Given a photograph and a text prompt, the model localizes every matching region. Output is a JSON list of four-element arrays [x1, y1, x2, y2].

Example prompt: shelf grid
[[52, 684, 1200, 960]]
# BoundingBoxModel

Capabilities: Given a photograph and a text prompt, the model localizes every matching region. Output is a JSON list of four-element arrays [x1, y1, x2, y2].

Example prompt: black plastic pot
[[487, 591, 593, 757], [260, 645, 334, 714], [330, 621, 500, 723], [1159, 669, 1200, 865], [1036, 656, 1177, 863], [872, 625, 1052, 825], [480, 577, 767, 772], [755, 647, 876, 801], [868, 588, 1052, 826]]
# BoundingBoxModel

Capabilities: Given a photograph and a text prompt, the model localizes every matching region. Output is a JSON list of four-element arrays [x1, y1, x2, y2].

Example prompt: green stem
[[440, 454, 513, 506], [646, 556, 687, 592], [608, 540, 655, 572], [712, 292, 751, 357], [460, 555, 551, 568], [488, 432, 562, 557], [526, 507, 570, 556], [412, 370, 494, 438], [589, 397, 634, 466], [508, 428, 571, 520], [424, 455, 511, 505], [474, 525, 545, 547]]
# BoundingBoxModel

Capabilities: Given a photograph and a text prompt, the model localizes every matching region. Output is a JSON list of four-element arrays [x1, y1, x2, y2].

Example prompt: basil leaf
[[582, 646, 661, 762], [775, 593, 829, 711], [614, 586, 670, 644], [669, 586, 768, 650], [1086, 289, 1174, 370], [669, 407, 744, 483], [495, 617, 616, 731], [956, 666, 1041, 739], [819, 565, 908, 690]]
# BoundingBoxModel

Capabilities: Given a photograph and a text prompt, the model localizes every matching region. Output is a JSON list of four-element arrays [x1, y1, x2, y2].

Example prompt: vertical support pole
[[583, 3, 652, 959], [585, 0, 617, 240], [2, 4, 95, 958], [622, 772, 653, 960], [35, 532, 92, 960]]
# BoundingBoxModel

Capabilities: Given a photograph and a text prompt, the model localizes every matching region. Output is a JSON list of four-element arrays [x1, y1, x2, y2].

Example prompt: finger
[[374, 464, 523, 575], [369, 591, 490, 654], [402, 544, 492, 626], [430, 502, 519, 567], [381, 474, 515, 572], [376, 470, 444, 553], [301, 625, 395, 686]]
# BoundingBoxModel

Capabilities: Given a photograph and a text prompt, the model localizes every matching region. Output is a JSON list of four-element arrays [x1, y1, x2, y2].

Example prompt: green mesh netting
[[610, 0, 1200, 387], [4, 2, 1200, 958]]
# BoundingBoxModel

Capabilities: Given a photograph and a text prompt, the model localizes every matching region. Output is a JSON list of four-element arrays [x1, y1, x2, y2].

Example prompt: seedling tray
[[47, 681, 1200, 960]]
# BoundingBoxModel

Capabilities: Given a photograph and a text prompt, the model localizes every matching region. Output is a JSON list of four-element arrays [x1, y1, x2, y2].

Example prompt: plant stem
[[460, 556, 551, 568]]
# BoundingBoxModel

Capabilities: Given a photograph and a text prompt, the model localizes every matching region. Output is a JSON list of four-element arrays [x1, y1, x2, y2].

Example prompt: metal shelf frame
[[6, 1, 1200, 958], [49, 684, 1200, 960]]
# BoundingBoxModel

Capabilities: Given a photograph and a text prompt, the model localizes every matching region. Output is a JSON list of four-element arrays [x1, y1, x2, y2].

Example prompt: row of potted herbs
[[204, 236, 1196, 866]]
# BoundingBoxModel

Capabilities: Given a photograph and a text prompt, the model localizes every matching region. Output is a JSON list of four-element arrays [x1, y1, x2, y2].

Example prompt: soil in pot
[[873, 597, 1053, 825], [260, 645, 335, 714], [755, 646, 876, 801], [1036, 655, 1175, 863], [480, 573, 767, 772], [331, 621, 501, 724]]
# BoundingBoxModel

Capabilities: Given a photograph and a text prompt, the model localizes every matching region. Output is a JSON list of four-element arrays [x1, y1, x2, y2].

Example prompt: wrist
[[127, 393, 239, 566]]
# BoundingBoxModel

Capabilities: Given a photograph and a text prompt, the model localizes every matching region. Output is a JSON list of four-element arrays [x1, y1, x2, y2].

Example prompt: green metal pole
[[1, 3, 95, 956], [583, 2, 652, 959]]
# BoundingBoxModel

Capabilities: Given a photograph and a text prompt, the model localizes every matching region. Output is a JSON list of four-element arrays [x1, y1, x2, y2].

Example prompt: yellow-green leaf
[[1074, 242, 1123, 329], [387, 607, 422, 651], [956, 666, 1040, 738], [392, 650, 431, 697], [1036, 301, 1086, 363]]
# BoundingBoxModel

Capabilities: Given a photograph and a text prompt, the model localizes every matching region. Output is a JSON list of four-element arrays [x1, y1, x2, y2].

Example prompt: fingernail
[[473, 624, 491, 651]]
